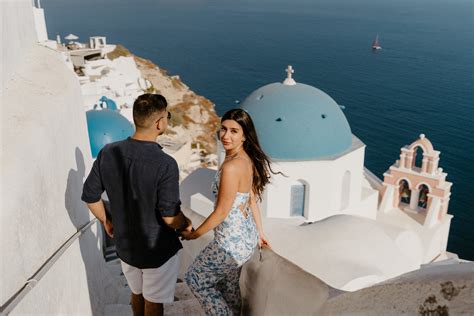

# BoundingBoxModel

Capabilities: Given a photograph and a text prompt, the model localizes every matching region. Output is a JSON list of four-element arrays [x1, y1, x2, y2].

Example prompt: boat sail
[[372, 35, 382, 50]]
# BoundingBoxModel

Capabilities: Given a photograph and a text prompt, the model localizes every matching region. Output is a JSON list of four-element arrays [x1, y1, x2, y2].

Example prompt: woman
[[182, 108, 276, 315]]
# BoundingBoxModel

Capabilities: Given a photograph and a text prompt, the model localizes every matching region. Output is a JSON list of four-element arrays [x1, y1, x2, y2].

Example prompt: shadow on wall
[[64, 147, 105, 314], [180, 168, 217, 208], [65, 148, 90, 227]]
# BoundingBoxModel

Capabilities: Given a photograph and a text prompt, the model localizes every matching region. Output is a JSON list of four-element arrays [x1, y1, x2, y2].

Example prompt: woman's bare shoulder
[[221, 158, 246, 174]]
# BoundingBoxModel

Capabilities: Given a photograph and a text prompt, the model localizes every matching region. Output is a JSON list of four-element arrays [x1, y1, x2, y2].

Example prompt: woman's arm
[[249, 192, 271, 248], [182, 162, 240, 239], [249, 192, 264, 236]]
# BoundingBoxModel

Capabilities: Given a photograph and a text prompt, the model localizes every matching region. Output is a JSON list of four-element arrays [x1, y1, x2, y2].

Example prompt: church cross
[[283, 65, 296, 85], [286, 65, 294, 80]]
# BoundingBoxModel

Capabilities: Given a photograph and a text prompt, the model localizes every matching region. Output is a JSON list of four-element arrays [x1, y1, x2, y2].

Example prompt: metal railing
[[0, 218, 98, 315]]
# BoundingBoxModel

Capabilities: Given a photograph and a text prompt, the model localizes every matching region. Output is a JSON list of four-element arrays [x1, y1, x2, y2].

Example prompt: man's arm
[[86, 200, 114, 237], [81, 150, 113, 236], [162, 211, 192, 232], [86, 200, 106, 223], [157, 159, 192, 232]]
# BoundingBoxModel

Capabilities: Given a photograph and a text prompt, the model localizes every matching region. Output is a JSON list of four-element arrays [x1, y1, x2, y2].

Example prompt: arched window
[[399, 179, 411, 205], [290, 181, 306, 217], [418, 184, 429, 209], [340, 171, 351, 211], [413, 146, 424, 170]]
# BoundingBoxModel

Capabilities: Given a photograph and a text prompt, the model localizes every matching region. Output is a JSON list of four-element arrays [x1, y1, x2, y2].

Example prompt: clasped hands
[[179, 227, 198, 240], [178, 217, 198, 240]]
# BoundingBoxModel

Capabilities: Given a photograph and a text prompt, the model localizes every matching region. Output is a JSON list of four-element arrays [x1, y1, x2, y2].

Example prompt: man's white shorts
[[121, 252, 180, 304]]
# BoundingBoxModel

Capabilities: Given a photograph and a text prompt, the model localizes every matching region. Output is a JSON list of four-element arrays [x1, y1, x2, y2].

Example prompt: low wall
[[241, 249, 337, 315]]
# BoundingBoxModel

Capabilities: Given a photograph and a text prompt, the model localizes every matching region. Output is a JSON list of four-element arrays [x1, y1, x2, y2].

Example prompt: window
[[290, 182, 306, 217], [340, 171, 351, 211]]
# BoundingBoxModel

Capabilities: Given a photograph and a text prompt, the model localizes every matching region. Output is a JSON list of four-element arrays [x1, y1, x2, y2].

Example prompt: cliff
[[107, 45, 220, 156]]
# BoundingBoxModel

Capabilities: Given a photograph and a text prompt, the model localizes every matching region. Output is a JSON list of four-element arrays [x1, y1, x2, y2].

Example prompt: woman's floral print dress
[[185, 170, 258, 315]]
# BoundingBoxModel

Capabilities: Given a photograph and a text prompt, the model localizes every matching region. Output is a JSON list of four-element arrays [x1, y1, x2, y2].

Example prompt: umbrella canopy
[[65, 33, 79, 40]]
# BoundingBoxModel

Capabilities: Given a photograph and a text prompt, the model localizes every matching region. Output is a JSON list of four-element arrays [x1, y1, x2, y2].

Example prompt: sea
[[43, 0, 474, 260]]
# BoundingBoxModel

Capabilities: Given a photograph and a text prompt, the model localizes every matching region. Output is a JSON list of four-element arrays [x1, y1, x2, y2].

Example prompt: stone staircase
[[104, 258, 204, 315]]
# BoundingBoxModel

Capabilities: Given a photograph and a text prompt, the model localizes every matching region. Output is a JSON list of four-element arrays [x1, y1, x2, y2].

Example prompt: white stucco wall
[[265, 141, 376, 222], [33, 7, 48, 42], [377, 209, 453, 263], [11, 223, 115, 315], [1, 0, 38, 89], [423, 216, 452, 261], [261, 215, 422, 291], [1, 16, 108, 312]]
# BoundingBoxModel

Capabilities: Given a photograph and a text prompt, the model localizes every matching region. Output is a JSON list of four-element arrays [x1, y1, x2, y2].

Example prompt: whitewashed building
[[240, 66, 378, 222]]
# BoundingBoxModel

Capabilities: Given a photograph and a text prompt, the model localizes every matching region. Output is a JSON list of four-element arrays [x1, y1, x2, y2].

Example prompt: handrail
[[0, 218, 98, 315]]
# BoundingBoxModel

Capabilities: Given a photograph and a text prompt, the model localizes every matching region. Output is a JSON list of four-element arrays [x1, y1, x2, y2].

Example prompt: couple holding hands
[[82, 93, 275, 315]]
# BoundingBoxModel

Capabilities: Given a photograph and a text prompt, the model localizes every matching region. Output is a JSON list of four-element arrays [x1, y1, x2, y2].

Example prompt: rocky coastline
[[106, 45, 220, 157]]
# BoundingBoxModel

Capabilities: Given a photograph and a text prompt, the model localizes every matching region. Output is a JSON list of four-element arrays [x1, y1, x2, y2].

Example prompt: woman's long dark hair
[[221, 109, 281, 201]]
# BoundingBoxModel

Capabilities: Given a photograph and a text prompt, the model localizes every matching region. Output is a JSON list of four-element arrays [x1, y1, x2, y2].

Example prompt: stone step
[[116, 286, 132, 305], [104, 304, 132, 316], [105, 297, 204, 316], [164, 299, 205, 315], [174, 281, 196, 301], [104, 261, 204, 315], [166, 281, 205, 315]]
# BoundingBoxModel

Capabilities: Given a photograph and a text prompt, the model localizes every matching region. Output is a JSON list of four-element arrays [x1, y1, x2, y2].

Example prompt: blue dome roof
[[86, 109, 134, 158], [240, 82, 352, 160]]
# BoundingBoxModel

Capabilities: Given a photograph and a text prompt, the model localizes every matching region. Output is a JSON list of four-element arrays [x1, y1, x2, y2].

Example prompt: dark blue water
[[43, 0, 474, 260]]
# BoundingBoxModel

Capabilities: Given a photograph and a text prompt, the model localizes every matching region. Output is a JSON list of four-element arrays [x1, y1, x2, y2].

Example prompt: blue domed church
[[240, 66, 379, 222], [86, 108, 134, 158]]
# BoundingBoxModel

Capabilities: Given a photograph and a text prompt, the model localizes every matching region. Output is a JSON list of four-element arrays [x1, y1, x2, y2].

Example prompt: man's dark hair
[[133, 94, 167, 128]]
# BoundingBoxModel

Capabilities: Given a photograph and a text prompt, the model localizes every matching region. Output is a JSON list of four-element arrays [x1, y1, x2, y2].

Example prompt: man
[[82, 94, 192, 316]]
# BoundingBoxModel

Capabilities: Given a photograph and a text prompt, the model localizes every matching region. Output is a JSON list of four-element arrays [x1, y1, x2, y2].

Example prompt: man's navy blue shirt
[[82, 137, 182, 269]]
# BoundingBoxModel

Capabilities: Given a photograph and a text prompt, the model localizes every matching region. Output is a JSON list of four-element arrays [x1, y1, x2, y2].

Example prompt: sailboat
[[372, 34, 382, 50]]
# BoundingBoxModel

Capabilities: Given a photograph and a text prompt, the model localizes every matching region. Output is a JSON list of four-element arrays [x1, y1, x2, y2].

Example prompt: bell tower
[[379, 134, 452, 227]]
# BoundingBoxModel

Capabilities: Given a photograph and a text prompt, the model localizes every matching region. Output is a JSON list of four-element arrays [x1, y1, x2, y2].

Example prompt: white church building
[[240, 66, 378, 222]]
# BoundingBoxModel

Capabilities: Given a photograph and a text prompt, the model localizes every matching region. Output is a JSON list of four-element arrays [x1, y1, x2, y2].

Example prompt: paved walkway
[[104, 258, 204, 315]]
